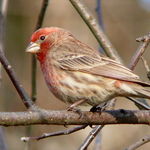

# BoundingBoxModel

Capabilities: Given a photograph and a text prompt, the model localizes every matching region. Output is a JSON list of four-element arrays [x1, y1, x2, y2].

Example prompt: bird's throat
[[37, 51, 47, 63]]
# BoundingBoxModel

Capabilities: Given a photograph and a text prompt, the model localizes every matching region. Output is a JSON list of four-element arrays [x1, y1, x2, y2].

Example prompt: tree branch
[[0, 50, 34, 109], [21, 125, 87, 141], [125, 135, 150, 150], [78, 125, 104, 150], [0, 0, 8, 83], [0, 109, 149, 126], [128, 33, 150, 70]]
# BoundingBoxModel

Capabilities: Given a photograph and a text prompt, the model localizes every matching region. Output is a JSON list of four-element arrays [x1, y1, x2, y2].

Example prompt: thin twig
[[0, 128, 7, 150], [69, 0, 122, 63], [35, 0, 49, 30], [141, 57, 150, 72], [141, 57, 150, 81], [21, 125, 87, 141], [128, 33, 150, 70], [0, 1, 8, 150], [0, 0, 8, 45], [94, 99, 116, 150], [127, 97, 150, 110], [125, 135, 150, 150], [0, 0, 8, 82], [95, 0, 105, 54], [79, 99, 116, 150], [31, 55, 37, 102], [95, 0, 104, 30], [94, 131, 102, 150], [0, 51, 34, 109], [78, 125, 104, 150], [0, 64, 1, 83], [31, 0, 49, 102]]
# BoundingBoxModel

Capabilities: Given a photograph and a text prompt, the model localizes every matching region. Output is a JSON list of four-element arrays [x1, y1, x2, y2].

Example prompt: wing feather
[[53, 39, 150, 87]]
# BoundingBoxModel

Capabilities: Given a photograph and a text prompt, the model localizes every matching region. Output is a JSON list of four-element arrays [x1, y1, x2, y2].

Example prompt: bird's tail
[[134, 87, 150, 99]]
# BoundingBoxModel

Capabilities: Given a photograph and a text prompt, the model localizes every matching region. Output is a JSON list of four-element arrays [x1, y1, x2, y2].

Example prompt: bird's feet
[[89, 103, 108, 128], [67, 106, 83, 118], [90, 102, 108, 113], [66, 99, 87, 118]]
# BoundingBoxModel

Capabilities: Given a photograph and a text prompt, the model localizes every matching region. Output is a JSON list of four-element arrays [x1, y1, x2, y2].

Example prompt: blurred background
[[1, 0, 150, 149]]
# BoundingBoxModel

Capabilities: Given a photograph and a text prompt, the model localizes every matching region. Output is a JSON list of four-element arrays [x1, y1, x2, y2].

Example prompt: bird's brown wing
[[56, 42, 150, 87]]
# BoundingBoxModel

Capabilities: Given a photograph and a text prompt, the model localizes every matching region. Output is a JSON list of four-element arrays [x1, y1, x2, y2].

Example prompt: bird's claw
[[67, 106, 83, 119]]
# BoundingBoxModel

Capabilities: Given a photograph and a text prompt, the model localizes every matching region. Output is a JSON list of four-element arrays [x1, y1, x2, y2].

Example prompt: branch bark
[[0, 109, 150, 126], [0, 50, 34, 109], [129, 33, 150, 70]]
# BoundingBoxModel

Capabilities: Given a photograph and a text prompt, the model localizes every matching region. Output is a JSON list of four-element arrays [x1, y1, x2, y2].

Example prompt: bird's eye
[[40, 35, 45, 41]]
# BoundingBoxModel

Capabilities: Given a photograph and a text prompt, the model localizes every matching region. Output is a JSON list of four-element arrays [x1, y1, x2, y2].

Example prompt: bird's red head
[[30, 27, 59, 43], [26, 27, 65, 62]]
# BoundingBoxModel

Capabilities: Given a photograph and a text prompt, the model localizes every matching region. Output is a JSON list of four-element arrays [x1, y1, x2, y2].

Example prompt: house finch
[[26, 27, 150, 107]]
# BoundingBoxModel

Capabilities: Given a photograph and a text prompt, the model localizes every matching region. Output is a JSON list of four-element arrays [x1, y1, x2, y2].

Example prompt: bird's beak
[[26, 42, 40, 53]]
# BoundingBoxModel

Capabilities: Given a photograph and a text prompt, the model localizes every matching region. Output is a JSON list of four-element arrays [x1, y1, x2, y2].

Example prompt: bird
[[26, 27, 150, 108]]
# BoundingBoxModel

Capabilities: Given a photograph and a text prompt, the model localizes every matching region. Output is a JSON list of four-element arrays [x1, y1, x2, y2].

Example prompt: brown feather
[[50, 33, 150, 87]]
